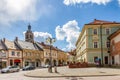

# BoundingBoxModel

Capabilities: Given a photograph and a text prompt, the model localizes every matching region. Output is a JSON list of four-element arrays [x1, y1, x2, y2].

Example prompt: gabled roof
[[39, 42, 57, 50], [39, 42, 64, 52], [0, 40, 7, 50], [3, 39, 20, 50], [17, 40, 37, 50], [108, 28, 120, 39], [34, 42, 43, 51], [68, 49, 76, 56], [86, 19, 120, 25]]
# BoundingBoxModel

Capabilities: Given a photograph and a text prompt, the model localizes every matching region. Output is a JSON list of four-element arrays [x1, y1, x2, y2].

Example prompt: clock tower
[[25, 24, 34, 42]]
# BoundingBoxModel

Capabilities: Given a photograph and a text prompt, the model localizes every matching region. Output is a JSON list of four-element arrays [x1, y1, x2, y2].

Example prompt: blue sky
[[0, 0, 120, 51]]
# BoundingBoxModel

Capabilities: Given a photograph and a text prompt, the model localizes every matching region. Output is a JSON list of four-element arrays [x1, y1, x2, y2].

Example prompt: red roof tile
[[87, 19, 120, 25]]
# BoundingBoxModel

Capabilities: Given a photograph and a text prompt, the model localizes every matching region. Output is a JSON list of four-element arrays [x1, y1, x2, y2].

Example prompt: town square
[[1, 0, 120, 80]]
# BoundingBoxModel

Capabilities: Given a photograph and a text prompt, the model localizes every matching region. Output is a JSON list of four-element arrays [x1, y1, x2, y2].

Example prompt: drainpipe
[[100, 23, 104, 67]]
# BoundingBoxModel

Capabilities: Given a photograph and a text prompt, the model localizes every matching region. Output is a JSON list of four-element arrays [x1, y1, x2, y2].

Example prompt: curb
[[24, 74, 119, 78]]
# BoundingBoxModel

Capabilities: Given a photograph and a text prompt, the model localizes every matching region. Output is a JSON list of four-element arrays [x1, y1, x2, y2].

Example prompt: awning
[[14, 59, 21, 63]]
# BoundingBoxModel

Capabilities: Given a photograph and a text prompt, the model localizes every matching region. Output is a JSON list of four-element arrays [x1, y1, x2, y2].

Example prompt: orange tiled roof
[[86, 19, 120, 25], [108, 28, 120, 39], [39, 42, 63, 52], [68, 49, 76, 56]]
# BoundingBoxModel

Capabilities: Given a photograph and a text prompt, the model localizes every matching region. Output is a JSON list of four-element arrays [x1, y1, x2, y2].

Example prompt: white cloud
[[34, 31, 52, 42], [118, 0, 120, 5], [23, 31, 52, 42], [63, 0, 111, 6], [0, 0, 53, 26], [55, 20, 80, 51]]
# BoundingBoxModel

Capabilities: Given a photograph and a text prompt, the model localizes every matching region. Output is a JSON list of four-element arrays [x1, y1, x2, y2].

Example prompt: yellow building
[[39, 42, 67, 66]]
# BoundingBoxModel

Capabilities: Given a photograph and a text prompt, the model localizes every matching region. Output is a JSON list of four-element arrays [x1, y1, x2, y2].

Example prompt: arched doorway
[[62, 60, 64, 65], [58, 60, 61, 66], [25, 59, 31, 66], [45, 59, 50, 65], [36, 59, 41, 67], [53, 60, 57, 66]]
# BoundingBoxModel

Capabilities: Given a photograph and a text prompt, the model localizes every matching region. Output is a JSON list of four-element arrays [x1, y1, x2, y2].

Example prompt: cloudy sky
[[0, 0, 120, 51]]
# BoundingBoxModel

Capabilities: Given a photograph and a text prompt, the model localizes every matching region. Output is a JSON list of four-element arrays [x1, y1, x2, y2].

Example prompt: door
[[105, 56, 108, 64]]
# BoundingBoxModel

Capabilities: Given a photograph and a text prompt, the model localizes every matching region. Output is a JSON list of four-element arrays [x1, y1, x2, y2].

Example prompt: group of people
[[95, 58, 101, 67]]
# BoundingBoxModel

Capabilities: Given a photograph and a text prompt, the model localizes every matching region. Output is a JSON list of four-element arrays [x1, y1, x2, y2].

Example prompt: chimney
[[41, 42, 44, 45], [3, 38, 5, 42], [15, 37, 18, 42]]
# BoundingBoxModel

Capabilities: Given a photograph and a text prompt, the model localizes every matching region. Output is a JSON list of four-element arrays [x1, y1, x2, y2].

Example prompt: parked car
[[41, 64, 50, 68], [22, 65, 35, 71], [1, 66, 20, 73]]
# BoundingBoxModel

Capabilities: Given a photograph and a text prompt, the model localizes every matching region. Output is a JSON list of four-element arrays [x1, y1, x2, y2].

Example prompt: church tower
[[25, 24, 34, 42]]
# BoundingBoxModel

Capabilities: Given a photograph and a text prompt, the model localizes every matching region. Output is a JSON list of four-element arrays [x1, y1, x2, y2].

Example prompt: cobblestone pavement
[[0, 71, 120, 80], [25, 66, 120, 77], [0, 67, 120, 80]]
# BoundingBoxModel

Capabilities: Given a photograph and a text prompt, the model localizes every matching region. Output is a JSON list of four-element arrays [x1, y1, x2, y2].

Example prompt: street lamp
[[100, 23, 104, 67], [46, 37, 56, 73]]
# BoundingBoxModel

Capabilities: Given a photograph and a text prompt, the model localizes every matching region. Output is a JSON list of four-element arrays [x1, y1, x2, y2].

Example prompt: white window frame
[[93, 28, 98, 35], [11, 51, 15, 56], [93, 42, 98, 48], [105, 28, 111, 35], [106, 41, 110, 48]]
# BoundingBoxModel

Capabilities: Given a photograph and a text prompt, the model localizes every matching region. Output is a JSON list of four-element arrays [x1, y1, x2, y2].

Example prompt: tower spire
[[28, 23, 31, 31], [25, 24, 34, 43]]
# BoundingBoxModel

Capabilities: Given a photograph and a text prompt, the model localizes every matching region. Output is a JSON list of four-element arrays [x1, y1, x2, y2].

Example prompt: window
[[106, 41, 110, 48], [25, 52, 27, 56], [106, 28, 110, 35], [93, 29, 97, 35], [94, 42, 98, 48], [11, 51, 15, 56], [17, 52, 20, 56], [29, 53, 31, 56]]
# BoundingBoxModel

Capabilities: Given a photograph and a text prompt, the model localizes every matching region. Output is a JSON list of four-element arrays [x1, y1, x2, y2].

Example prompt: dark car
[[22, 66, 35, 71]]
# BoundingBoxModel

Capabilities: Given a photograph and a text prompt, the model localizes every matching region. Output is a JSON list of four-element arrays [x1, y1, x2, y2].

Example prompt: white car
[[1, 66, 20, 73]]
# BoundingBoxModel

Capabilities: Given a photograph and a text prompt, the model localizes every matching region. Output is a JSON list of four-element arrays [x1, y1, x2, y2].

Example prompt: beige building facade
[[0, 24, 68, 68], [39, 42, 67, 66]]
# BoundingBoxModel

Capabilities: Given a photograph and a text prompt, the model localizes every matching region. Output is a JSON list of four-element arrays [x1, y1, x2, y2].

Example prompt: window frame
[[93, 42, 98, 48], [105, 28, 110, 35], [93, 28, 98, 35], [106, 41, 110, 48], [11, 51, 15, 56]]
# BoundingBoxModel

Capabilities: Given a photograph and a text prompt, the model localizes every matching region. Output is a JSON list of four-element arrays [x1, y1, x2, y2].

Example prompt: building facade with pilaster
[[76, 19, 120, 65]]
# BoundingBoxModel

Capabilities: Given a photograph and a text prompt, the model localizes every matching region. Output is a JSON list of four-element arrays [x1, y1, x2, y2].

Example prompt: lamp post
[[46, 37, 56, 73], [100, 23, 104, 67]]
